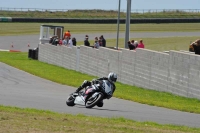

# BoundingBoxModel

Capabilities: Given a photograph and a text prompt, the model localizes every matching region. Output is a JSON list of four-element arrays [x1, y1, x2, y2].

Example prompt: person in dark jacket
[[72, 37, 77, 46], [75, 72, 117, 107], [128, 41, 135, 50], [84, 35, 90, 46], [101, 35, 106, 47], [191, 39, 200, 55]]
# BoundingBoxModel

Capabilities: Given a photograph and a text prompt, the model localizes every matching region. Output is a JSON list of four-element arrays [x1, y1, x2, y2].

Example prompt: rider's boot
[[75, 80, 91, 93], [75, 86, 83, 93]]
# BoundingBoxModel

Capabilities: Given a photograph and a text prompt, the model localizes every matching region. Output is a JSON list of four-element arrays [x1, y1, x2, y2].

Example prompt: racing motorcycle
[[66, 80, 114, 108]]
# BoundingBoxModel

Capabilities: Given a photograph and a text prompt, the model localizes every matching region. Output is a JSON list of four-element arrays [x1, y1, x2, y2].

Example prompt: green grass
[[1, 12, 200, 132], [1, 52, 200, 114], [1, 23, 200, 36], [1, 105, 199, 133]]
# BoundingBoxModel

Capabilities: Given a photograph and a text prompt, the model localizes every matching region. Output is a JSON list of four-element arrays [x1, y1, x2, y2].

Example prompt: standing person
[[63, 30, 71, 39], [101, 35, 106, 47], [134, 41, 138, 49], [128, 41, 135, 50], [138, 39, 145, 48], [72, 37, 77, 46], [84, 35, 90, 46], [62, 36, 69, 46], [94, 40, 99, 49], [68, 37, 73, 47], [191, 39, 200, 55], [98, 39, 102, 47]]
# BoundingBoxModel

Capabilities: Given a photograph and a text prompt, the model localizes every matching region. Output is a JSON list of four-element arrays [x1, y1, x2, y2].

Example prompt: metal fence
[[1, 7, 200, 13]]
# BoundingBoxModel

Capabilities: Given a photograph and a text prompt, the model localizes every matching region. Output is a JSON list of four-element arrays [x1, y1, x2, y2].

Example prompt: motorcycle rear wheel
[[85, 93, 104, 108], [66, 95, 75, 106]]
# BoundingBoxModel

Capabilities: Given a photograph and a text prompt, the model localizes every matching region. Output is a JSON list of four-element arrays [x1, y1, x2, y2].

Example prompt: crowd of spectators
[[49, 30, 76, 47], [128, 39, 145, 50], [49, 30, 106, 49], [49, 30, 146, 51], [84, 35, 106, 49]]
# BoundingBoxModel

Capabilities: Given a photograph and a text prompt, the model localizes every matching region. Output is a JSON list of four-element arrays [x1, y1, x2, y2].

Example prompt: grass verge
[[1, 10, 200, 18], [0, 105, 200, 133], [1, 52, 200, 114], [1, 23, 200, 36]]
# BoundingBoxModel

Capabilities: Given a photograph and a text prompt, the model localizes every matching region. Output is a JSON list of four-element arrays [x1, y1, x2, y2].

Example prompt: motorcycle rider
[[75, 72, 117, 107]]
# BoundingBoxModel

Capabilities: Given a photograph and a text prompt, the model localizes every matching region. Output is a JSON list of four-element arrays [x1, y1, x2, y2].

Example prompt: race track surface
[[0, 31, 199, 52], [0, 62, 200, 128]]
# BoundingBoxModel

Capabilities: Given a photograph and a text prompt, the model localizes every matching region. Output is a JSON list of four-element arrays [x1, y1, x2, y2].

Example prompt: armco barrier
[[38, 44, 200, 100], [10, 18, 200, 23], [0, 17, 12, 22]]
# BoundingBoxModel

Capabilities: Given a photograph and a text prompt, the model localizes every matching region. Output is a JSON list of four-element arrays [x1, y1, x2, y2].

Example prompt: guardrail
[[0, 17, 12, 22]]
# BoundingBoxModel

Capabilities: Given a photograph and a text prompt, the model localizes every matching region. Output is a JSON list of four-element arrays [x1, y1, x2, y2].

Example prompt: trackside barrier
[[0, 17, 12, 22], [11, 18, 200, 23], [38, 44, 200, 100]]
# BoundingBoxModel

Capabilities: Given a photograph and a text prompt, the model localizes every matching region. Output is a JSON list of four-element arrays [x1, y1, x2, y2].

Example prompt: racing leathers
[[75, 77, 116, 107]]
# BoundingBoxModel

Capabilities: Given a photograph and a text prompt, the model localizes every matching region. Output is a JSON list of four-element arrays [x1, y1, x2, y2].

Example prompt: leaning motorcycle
[[66, 80, 113, 108]]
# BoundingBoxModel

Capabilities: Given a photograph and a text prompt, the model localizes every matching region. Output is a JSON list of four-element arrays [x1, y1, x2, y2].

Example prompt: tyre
[[96, 101, 103, 107], [66, 95, 75, 106], [85, 93, 104, 108]]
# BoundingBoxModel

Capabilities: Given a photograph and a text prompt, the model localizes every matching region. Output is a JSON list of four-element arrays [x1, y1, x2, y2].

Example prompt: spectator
[[101, 35, 106, 47], [63, 30, 71, 39], [72, 37, 77, 46], [128, 41, 135, 50], [84, 35, 90, 46], [50, 35, 57, 44], [98, 39, 102, 47], [49, 36, 54, 44], [138, 39, 145, 48], [58, 39, 62, 46], [134, 41, 138, 49], [95, 36, 98, 42], [191, 39, 200, 55], [52, 36, 59, 46], [62, 36, 69, 46], [131, 40, 134, 45], [68, 37, 73, 47], [94, 40, 100, 49]]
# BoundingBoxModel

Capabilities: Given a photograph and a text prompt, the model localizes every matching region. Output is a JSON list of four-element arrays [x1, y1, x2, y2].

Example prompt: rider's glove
[[91, 79, 98, 84]]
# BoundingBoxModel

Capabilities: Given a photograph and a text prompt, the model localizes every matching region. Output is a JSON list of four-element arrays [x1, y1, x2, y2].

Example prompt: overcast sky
[[1, 0, 200, 11]]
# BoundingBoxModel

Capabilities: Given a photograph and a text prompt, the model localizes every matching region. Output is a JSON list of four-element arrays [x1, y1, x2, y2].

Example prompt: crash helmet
[[108, 72, 117, 83]]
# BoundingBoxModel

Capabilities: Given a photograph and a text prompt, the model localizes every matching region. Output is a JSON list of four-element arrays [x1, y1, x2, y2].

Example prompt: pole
[[124, 0, 131, 48], [116, 0, 121, 50]]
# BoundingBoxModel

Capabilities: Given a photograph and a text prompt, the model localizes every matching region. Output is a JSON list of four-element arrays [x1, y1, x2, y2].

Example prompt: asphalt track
[[0, 31, 199, 52], [1, 32, 200, 128], [1, 62, 200, 128]]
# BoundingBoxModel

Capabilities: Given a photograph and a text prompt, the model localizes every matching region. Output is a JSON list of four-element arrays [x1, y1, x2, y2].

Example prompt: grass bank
[[1, 10, 200, 18], [1, 23, 200, 36], [1, 105, 199, 133], [1, 52, 200, 114]]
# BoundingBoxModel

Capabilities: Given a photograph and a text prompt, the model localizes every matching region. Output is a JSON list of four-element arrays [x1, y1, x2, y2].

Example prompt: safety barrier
[[38, 44, 200, 100], [6, 18, 200, 23], [0, 17, 12, 22]]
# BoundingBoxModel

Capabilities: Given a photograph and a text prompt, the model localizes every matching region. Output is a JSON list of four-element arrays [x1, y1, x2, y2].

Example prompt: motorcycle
[[66, 80, 114, 108]]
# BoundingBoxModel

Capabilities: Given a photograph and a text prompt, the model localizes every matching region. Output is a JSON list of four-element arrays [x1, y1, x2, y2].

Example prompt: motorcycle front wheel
[[85, 93, 104, 108], [66, 95, 75, 106]]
